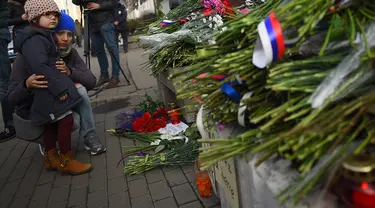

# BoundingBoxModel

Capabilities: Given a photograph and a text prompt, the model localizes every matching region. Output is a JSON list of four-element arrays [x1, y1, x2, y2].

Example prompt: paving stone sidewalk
[[0, 46, 222, 208]]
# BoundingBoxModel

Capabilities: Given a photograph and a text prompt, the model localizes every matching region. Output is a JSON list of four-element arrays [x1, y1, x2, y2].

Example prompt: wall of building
[[55, 0, 82, 24], [160, 0, 170, 16], [127, 0, 157, 19]]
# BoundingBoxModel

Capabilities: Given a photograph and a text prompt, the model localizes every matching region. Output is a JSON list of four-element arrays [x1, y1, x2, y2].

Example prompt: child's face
[[38, 12, 60, 29], [56, 30, 73, 49]]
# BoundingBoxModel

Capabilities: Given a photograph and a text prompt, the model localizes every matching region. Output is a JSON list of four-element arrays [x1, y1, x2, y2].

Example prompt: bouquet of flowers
[[168, 0, 375, 204], [115, 95, 168, 132]]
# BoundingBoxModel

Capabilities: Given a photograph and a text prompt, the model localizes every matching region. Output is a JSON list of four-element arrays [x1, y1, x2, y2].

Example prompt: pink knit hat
[[24, 0, 60, 22]]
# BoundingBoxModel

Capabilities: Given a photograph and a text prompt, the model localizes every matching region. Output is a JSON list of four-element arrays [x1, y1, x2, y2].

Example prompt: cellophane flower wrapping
[[139, 30, 198, 57], [116, 109, 145, 130], [309, 23, 375, 108], [139, 13, 225, 57]]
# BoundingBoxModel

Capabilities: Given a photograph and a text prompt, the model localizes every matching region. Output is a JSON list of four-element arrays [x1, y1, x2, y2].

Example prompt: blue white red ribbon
[[221, 83, 241, 102], [160, 17, 192, 27], [238, 92, 253, 127], [220, 79, 245, 102], [253, 12, 285, 69], [160, 20, 176, 27]]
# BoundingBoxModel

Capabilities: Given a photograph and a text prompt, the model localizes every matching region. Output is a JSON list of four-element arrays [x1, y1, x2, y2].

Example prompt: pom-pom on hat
[[55, 13, 75, 34], [24, 0, 60, 22]]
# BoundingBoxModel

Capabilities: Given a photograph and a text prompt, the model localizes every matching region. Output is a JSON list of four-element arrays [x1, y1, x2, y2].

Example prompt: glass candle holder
[[195, 160, 212, 198]]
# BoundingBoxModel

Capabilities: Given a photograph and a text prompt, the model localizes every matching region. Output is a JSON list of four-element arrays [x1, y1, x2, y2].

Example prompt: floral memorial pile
[[108, 95, 201, 175], [141, 0, 375, 205]]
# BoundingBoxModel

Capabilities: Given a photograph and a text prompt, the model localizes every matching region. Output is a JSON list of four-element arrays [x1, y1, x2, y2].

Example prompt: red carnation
[[132, 112, 167, 132]]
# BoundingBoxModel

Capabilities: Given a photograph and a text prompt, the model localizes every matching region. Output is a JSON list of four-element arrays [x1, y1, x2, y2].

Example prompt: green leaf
[[155, 145, 165, 154]]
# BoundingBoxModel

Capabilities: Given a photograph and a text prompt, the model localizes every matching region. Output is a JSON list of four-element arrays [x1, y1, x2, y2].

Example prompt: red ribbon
[[269, 12, 285, 59]]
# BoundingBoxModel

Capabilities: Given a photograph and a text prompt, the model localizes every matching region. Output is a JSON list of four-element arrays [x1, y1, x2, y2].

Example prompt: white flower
[[209, 16, 212, 21], [208, 40, 216, 45], [150, 140, 161, 145], [160, 134, 173, 140], [216, 15, 222, 20], [203, 18, 207, 23], [209, 23, 213, 28], [213, 16, 218, 23], [217, 20, 223, 26], [222, 26, 228, 31]]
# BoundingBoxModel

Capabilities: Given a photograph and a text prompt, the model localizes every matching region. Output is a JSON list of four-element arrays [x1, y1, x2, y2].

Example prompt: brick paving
[[0, 45, 221, 208]]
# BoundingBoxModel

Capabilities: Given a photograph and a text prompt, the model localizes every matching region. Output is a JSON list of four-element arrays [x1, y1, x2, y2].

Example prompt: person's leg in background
[[0, 99, 16, 141], [76, 35, 82, 47], [91, 29, 110, 87], [121, 30, 128, 53], [0, 39, 15, 143], [75, 86, 106, 155], [115, 30, 120, 50], [100, 23, 120, 88]]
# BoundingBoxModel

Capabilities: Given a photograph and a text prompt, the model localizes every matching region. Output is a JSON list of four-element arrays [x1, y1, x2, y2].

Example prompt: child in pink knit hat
[[11, 0, 92, 175]]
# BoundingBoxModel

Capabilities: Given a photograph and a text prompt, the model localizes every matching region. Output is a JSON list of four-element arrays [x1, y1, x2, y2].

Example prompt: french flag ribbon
[[160, 20, 175, 27], [253, 12, 285, 69]]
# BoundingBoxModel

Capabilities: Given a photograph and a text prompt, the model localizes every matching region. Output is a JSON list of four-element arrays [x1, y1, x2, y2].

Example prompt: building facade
[[55, 0, 82, 24]]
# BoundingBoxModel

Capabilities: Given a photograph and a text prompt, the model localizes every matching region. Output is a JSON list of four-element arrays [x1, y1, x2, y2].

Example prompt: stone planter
[[197, 106, 340, 208], [156, 68, 199, 123]]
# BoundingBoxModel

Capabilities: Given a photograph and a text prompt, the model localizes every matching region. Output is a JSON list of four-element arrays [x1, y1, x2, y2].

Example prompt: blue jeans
[[75, 86, 95, 138], [0, 38, 14, 128], [90, 23, 120, 77]]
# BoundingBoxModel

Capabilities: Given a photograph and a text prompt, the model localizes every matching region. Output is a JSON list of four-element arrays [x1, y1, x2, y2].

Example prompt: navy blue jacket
[[114, 3, 128, 32], [11, 26, 82, 125], [72, 0, 118, 30]]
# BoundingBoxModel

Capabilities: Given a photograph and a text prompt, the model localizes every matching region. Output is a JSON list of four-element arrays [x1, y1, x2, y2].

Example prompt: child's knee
[[77, 86, 90, 102], [77, 86, 88, 96]]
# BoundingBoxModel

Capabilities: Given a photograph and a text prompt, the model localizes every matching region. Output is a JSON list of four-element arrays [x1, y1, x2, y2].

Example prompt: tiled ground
[[0, 107, 221, 208], [0, 46, 221, 208]]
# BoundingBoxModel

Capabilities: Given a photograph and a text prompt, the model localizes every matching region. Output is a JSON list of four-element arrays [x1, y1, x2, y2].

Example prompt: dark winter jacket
[[0, 0, 11, 42], [114, 3, 128, 32], [8, 47, 96, 120], [62, 48, 97, 91], [11, 26, 82, 125], [7, 0, 28, 47], [72, 0, 118, 30]]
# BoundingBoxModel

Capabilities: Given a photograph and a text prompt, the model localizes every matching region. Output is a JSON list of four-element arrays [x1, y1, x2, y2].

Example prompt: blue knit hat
[[55, 13, 75, 34]]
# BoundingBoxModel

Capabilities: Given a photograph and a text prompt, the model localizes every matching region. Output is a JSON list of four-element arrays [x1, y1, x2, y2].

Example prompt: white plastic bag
[[309, 23, 375, 108]]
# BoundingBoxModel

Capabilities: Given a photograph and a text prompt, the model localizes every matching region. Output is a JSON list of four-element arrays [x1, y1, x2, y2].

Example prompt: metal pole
[[83, 8, 91, 69]]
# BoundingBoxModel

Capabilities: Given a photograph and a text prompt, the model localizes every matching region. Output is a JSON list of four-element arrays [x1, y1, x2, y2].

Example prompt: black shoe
[[0, 126, 16, 143], [105, 76, 120, 89], [95, 76, 110, 88]]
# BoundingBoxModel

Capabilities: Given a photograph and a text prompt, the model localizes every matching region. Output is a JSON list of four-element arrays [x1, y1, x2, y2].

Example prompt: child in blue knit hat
[[55, 13, 80, 87], [54, 13, 107, 156]]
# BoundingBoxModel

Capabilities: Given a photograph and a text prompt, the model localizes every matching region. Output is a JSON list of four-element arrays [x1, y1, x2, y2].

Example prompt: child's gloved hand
[[56, 60, 71, 76]]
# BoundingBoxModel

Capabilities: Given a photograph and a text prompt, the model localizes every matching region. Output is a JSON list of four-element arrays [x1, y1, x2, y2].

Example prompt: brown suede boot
[[59, 151, 92, 175], [44, 149, 61, 171]]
